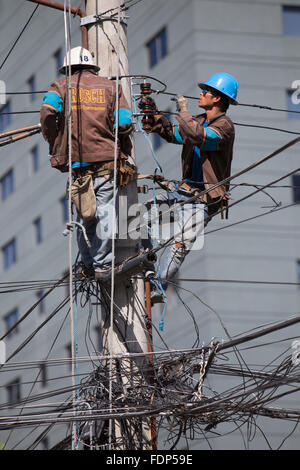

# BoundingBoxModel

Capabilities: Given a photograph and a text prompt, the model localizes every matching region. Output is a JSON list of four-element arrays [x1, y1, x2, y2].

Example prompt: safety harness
[[72, 159, 138, 188]]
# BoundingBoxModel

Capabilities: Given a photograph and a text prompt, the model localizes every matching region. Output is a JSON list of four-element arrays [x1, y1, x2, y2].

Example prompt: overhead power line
[[0, 4, 39, 71], [158, 278, 300, 287]]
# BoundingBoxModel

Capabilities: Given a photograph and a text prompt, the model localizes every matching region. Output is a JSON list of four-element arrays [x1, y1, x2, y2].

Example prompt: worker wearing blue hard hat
[[142, 72, 239, 304], [198, 72, 239, 105]]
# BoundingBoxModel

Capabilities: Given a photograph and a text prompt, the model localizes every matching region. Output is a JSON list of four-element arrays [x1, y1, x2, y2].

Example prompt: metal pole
[[0, 124, 40, 139], [26, 0, 88, 48]]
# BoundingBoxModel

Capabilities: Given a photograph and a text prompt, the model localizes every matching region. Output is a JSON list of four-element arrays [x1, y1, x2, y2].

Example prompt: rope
[[108, 0, 122, 450], [63, 0, 77, 451]]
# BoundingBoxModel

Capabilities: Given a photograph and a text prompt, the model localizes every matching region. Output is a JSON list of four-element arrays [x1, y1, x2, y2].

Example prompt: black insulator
[[140, 82, 152, 95]]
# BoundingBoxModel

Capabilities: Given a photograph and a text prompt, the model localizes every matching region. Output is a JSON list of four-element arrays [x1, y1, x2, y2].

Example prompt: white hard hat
[[59, 46, 100, 74]]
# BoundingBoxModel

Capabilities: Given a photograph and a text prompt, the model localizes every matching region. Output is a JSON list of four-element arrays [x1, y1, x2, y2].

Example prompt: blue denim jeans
[[76, 174, 118, 270], [142, 190, 210, 291]]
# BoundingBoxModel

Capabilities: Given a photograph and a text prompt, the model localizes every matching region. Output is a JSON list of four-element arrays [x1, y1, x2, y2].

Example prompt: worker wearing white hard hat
[[40, 46, 134, 281], [59, 46, 100, 74]]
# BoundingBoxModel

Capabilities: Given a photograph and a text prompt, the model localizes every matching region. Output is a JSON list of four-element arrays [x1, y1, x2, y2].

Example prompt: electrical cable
[[122, 132, 300, 244], [0, 295, 70, 367], [0, 273, 68, 342], [7, 308, 70, 450], [147, 139, 300, 256], [63, 0, 78, 450], [0, 3, 39, 71], [158, 89, 300, 115], [158, 278, 300, 287]]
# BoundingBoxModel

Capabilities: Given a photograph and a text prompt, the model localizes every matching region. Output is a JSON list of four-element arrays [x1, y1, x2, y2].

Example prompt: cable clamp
[[80, 14, 128, 27]]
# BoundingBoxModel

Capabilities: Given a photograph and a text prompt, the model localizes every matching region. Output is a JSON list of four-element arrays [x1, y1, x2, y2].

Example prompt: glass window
[[282, 6, 300, 36], [286, 89, 300, 119], [62, 269, 70, 297], [40, 437, 49, 450], [292, 174, 300, 203], [39, 362, 47, 387], [6, 378, 21, 405], [1, 169, 14, 201], [36, 290, 45, 314], [3, 238, 17, 270], [297, 260, 300, 287], [153, 133, 163, 150], [27, 75, 36, 101], [65, 342, 72, 370], [0, 101, 12, 132], [31, 146, 39, 173], [54, 48, 63, 76], [60, 196, 68, 223], [94, 326, 102, 352], [4, 308, 19, 338], [147, 27, 168, 68], [33, 217, 43, 244]]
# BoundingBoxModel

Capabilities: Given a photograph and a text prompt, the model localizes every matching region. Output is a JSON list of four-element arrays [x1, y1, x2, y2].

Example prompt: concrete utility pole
[[85, 0, 156, 450]]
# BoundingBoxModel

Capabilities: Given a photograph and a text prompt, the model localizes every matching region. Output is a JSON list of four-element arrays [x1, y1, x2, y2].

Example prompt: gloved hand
[[176, 95, 188, 112]]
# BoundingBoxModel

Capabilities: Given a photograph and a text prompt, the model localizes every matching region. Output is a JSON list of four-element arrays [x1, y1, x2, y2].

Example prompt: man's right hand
[[176, 95, 188, 112]]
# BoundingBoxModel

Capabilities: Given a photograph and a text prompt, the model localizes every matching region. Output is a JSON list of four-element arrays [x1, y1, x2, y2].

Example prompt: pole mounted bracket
[[80, 14, 128, 27]]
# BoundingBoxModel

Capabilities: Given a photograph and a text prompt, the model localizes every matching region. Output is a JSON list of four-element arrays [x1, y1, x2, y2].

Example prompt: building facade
[[0, 0, 300, 449]]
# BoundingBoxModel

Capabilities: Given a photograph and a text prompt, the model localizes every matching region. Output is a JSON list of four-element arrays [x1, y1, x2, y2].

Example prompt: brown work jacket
[[40, 69, 132, 171], [152, 110, 235, 199]]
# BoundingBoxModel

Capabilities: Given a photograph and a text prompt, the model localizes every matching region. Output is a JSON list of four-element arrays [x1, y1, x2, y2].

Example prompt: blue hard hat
[[198, 72, 239, 105]]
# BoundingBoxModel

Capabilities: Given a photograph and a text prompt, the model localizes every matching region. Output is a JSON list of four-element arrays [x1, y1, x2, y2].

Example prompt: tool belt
[[176, 182, 208, 203], [72, 159, 137, 188], [165, 180, 228, 219]]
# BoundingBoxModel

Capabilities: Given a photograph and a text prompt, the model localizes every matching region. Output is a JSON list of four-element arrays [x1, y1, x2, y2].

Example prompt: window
[[292, 174, 300, 203], [297, 260, 300, 287], [0, 101, 11, 132], [27, 75, 36, 101], [31, 146, 39, 173], [54, 48, 63, 76], [286, 89, 300, 119], [94, 326, 102, 353], [6, 378, 21, 405], [153, 133, 163, 150], [2, 238, 17, 270], [40, 437, 49, 450], [146, 27, 168, 68], [36, 290, 45, 314], [62, 269, 70, 297], [282, 6, 300, 36], [60, 196, 68, 223], [1, 169, 14, 201], [33, 217, 43, 244], [65, 343, 72, 370], [4, 308, 19, 338], [39, 362, 47, 387]]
